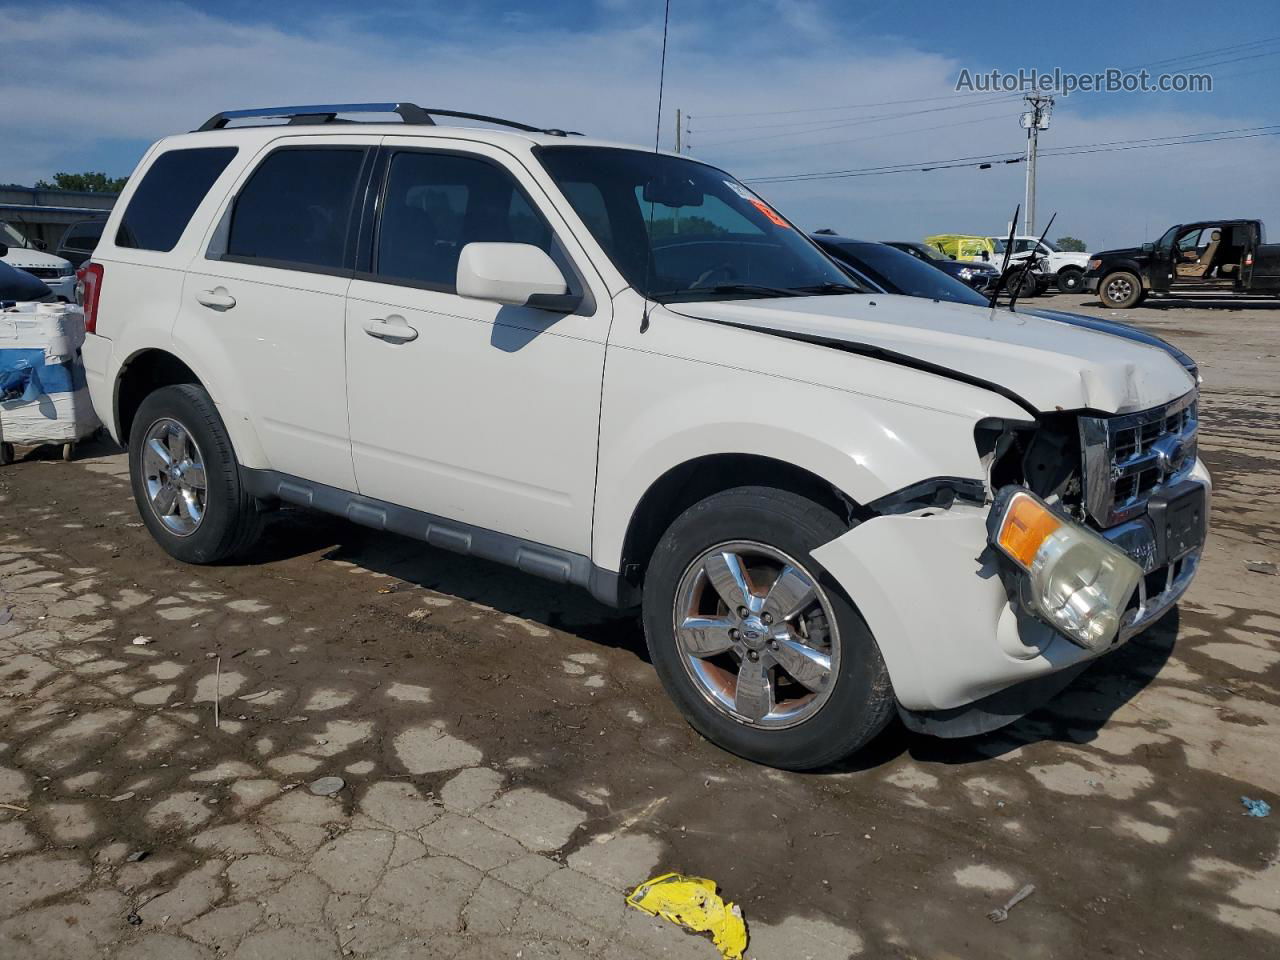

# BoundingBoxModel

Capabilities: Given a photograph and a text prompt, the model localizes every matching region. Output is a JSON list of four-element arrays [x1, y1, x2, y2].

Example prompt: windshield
[[536, 147, 859, 302], [1154, 224, 1179, 253], [819, 240, 989, 307], [1040, 238, 1061, 252], [1, 221, 32, 249]]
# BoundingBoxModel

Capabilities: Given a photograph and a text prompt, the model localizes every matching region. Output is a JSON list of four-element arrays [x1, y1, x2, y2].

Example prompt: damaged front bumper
[[810, 458, 1210, 736]]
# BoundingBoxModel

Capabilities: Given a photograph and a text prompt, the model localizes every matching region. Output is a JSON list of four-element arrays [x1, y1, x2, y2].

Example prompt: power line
[[1130, 35, 1280, 70], [695, 87, 1018, 121], [696, 35, 1280, 130], [698, 95, 1024, 146], [743, 124, 1280, 184], [710, 109, 1022, 160], [1037, 123, 1280, 155]]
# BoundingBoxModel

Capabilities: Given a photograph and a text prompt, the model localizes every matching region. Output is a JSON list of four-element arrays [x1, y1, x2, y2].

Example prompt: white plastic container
[[0, 302, 100, 462]]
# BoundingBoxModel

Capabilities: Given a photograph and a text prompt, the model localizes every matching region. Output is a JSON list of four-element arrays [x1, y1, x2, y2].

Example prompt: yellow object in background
[[626, 872, 748, 960]]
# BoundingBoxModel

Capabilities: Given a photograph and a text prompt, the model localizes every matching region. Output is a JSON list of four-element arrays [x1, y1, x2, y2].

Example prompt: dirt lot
[[1, 293, 1277, 960]]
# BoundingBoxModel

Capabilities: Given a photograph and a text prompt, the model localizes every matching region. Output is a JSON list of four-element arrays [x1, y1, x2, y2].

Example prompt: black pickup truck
[[1083, 218, 1280, 308]]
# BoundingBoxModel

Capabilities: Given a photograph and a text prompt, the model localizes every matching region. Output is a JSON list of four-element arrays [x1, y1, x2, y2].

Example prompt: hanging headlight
[[988, 488, 1143, 651]]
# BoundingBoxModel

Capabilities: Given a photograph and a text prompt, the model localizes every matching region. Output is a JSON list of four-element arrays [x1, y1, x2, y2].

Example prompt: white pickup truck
[[988, 234, 1092, 293], [77, 102, 1207, 769]]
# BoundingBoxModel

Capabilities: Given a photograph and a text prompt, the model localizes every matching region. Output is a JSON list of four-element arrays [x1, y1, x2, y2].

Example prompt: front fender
[[591, 342, 1015, 572]]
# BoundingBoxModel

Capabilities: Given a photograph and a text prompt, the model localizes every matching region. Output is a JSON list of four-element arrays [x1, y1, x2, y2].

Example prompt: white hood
[[670, 294, 1194, 415], [1, 247, 71, 271]]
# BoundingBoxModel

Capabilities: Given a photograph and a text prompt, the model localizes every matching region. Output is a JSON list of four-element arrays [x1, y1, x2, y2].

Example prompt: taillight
[[1244, 253, 1254, 267], [77, 262, 104, 334]]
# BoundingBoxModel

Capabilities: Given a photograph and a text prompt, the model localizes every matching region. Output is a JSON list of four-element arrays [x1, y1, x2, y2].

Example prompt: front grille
[[1080, 392, 1198, 527], [16, 266, 62, 280]]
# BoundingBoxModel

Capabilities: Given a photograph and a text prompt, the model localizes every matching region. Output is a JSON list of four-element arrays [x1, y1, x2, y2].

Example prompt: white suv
[[2, 220, 77, 300], [79, 103, 1208, 769]]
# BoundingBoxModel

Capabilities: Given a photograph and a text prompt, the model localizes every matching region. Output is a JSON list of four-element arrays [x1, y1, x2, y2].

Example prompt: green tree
[[1055, 235, 1087, 252], [34, 172, 127, 193]]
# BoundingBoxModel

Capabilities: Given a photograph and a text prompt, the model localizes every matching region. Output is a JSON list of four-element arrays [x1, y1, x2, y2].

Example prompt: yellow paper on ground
[[626, 872, 748, 960]]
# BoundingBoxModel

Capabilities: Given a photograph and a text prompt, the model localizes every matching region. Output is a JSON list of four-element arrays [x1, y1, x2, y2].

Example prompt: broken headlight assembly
[[987, 487, 1143, 652]]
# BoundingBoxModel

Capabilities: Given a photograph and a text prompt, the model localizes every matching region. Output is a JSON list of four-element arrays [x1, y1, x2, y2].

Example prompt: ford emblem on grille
[[1151, 435, 1187, 475]]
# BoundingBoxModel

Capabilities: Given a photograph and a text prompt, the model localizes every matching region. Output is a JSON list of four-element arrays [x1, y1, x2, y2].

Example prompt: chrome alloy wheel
[[673, 541, 840, 729], [141, 418, 208, 537], [1105, 275, 1134, 304]]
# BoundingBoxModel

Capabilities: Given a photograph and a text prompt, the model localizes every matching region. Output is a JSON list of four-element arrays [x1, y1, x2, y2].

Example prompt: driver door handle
[[363, 315, 418, 343]]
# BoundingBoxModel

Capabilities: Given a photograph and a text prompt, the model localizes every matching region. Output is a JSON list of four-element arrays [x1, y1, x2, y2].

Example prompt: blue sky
[[3, 0, 1278, 248]]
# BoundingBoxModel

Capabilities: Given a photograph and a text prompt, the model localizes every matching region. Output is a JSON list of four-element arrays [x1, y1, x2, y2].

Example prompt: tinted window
[[228, 148, 364, 270], [374, 152, 552, 291], [116, 147, 237, 251], [821, 240, 988, 306], [62, 222, 103, 251]]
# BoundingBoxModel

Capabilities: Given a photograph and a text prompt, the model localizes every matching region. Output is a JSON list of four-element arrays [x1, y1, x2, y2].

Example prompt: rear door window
[[116, 147, 238, 252], [227, 147, 366, 272]]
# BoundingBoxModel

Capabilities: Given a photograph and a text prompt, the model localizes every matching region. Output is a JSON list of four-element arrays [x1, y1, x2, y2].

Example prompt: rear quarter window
[[116, 147, 238, 252]]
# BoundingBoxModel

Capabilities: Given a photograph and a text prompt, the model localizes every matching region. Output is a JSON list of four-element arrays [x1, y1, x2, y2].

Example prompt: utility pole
[[675, 108, 682, 153], [1021, 95, 1052, 235]]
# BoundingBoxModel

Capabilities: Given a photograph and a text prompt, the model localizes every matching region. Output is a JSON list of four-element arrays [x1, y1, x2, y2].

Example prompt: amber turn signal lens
[[997, 492, 1062, 568]]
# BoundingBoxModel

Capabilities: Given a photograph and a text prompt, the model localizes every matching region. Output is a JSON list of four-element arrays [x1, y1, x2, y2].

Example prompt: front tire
[[129, 384, 262, 564], [642, 486, 895, 770], [1056, 269, 1084, 293], [1014, 270, 1039, 299], [1100, 270, 1145, 308]]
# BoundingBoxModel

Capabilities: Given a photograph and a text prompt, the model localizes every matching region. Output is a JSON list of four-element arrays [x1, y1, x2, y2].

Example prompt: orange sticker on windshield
[[749, 198, 789, 228]]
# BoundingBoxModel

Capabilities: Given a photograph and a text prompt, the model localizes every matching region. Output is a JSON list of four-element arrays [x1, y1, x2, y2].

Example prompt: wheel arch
[[1099, 260, 1146, 284], [612, 453, 866, 592], [114, 348, 201, 444], [112, 346, 269, 468]]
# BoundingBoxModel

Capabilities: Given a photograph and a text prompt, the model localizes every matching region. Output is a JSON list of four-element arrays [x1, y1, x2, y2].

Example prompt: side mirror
[[0, 242, 7, 257], [456, 242, 580, 312], [980, 251, 990, 261], [33, 239, 47, 251], [949, 254, 957, 260], [1141, 242, 1154, 252]]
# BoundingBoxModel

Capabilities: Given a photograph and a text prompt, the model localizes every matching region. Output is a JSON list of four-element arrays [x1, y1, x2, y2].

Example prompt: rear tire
[[1056, 269, 1084, 293], [1100, 270, 1144, 309], [128, 384, 262, 564], [642, 486, 895, 770]]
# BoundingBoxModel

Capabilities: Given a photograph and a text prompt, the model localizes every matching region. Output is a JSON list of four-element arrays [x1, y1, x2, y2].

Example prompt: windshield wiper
[[786, 282, 862, 296], [654, 283, 797, 301], [656, 281, 861, 302]]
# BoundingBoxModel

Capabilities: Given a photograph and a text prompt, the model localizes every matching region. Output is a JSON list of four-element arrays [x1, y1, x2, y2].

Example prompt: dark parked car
[[56, 219, 106, 268], [0, 244, 53, 302], [1084, 218, 1280, 308], [812, 234, 1198, 379], [883, 240, 1000, 292]]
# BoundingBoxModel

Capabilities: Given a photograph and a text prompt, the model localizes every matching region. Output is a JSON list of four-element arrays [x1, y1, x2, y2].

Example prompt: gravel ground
[[0, 293, 1277, 959]]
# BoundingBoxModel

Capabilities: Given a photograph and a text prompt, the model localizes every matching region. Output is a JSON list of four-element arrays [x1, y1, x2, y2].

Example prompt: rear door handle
[[196, 288, 236, 310], [363, 315, 418, 343]]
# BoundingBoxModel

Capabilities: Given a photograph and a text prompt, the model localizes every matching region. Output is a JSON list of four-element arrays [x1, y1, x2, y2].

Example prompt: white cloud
[[2, 2, 1276, 251]]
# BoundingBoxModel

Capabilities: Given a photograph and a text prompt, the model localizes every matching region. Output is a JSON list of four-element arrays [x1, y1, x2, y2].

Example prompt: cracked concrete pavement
[[0, 295, 1278, 959]]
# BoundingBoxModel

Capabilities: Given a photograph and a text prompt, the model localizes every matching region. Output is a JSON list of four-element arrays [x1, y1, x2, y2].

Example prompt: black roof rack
[[195, 102, 579, 136]]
